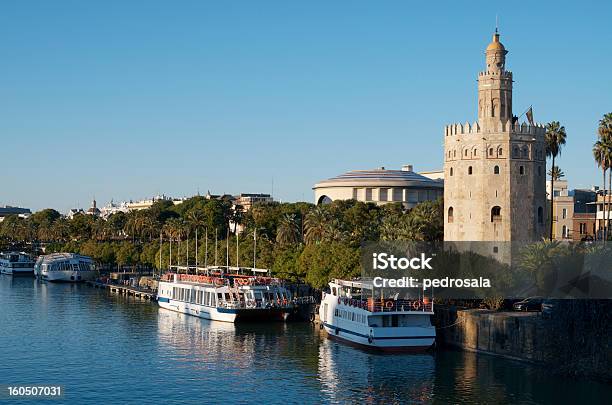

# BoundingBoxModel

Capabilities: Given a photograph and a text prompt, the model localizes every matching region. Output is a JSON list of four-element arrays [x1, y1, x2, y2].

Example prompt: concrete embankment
[[434, 301, 611, 382]]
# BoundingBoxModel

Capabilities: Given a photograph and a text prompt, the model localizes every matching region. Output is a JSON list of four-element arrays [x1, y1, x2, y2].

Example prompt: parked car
[[512, 297, 544, 312], [541, 300, 555, 318]]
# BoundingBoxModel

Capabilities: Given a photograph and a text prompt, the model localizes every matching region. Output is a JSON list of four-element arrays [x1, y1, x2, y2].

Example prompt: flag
[[526, 106, 534, 125]]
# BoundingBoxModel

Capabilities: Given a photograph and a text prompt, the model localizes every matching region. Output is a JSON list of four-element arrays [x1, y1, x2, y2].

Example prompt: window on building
[[562, 208, 567, 219], [522, 147, 529, 158], [494, 165, 500, 174], [513, 147, 519, 158], [365, 188, 373, 201], [392, 188, 403, 202], [464, 149, 468, 157], [406, 190, 418, 203], [352, 188, 358, 200], [468, 166, 473, 175], [474, 148, 477, 156], [450, 167, 453, 176], [453, 150, 456, 158], [580, 223, 586, 234], [520, 166, 525, 175], [491, 206, 501, 222], [448, 207, 454, 223], [489, 147, 494, 156], [562, 225, 567, 238], [538, 207, 544, 224], [379, 188, 388, 202], [538, 166, 542, 176], [499, 148, 503, 156]]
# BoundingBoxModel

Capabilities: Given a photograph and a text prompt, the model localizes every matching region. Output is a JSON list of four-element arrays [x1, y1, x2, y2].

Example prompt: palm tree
[[545, 121, 567, 240], [593, 139, 611, 240], [276, 214, 300, 246], [547, 165, 565, 240], [595, 113, 612, 240], [304, 206, 328, 244], [547, 165, 565, 182], [187, 210, 206, 268]]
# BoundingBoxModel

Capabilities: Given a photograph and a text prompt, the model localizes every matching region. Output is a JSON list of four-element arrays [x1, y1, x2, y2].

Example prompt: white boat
[[157, 271, 295, 323], [34, 253, 97, 282], [319, 279, 436, 352], [0, 252, 35, 275]]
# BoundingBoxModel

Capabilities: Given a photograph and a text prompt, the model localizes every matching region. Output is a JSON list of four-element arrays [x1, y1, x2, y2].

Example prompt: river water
[[0, 276, 609, 404]]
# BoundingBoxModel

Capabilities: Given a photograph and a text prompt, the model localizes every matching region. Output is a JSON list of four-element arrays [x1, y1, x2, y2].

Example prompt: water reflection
[[2, 275, 610, 405], [317, 338, 435, 404]]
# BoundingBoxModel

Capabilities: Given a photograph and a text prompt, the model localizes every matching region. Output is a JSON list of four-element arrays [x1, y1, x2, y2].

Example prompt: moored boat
[[0, 252, 35, 276], [319, 279, 436, 352], [34, 253, 97, 282], [157, 270, 295, 323]]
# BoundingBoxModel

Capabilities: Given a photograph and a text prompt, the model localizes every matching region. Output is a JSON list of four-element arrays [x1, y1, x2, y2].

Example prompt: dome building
[[313, 165, 443, 209]]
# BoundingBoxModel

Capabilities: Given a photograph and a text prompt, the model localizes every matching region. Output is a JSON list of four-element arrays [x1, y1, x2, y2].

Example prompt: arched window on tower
[[538, 207, 544, 224], [489, 147, 494, 156], [449, 167, 454, 176], [448, 207, 454, 223], [520, 166, 525, 175], [513, 146, 520, 158], [491, 206, 502, 222], [468, 166, 473, 175], [494, 165, 500, 174], [499, 147, 503, 156]]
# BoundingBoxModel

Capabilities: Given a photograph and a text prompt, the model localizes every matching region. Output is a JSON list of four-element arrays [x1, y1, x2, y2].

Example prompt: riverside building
[[444, 31, 547, 242], [313, 165, 443, 209]]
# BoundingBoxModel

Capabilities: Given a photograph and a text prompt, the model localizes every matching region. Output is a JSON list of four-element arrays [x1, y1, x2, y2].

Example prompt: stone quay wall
[[433, 301, 611, 382]]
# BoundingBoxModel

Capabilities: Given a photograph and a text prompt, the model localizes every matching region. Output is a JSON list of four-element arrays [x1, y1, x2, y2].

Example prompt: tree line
[[0, 197, 443, 288]]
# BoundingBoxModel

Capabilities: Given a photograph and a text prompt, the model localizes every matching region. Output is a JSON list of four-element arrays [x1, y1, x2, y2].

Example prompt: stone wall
[[434, 302, 611, 381]]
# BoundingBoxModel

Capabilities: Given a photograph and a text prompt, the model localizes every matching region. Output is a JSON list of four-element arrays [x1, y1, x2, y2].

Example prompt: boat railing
[[336, 297, 433, 313], [293, 296, 316, 305]]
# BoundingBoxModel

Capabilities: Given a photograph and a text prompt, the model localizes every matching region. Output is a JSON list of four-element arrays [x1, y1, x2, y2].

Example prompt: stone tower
[[443, 31, 547, 242]]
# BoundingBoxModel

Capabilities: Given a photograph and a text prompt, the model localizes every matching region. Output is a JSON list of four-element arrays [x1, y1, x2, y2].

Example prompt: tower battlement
[[444, 121, 546, 137]]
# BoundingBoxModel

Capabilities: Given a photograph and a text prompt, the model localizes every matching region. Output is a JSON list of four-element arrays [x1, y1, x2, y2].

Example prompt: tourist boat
[[157, 270, 295, 323], [319, 279, 436, 352], [0, 252, 35, 275], [34, 253, 97, 282]]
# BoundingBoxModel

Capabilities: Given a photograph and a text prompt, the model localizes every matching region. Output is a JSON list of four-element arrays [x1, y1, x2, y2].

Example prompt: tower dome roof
[[486, 32, 505, 51]]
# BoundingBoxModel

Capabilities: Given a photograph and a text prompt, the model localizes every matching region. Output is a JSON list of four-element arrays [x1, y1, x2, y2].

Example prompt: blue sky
[[1, 1, 611, 212]]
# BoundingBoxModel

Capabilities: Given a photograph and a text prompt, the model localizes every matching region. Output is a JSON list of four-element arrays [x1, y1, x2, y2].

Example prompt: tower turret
[[478, 31, 513, 128]]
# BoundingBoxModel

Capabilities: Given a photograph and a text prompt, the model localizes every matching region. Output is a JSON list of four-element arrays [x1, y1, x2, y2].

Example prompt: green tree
[[545, 121, 568, 240], [594, 113, 612, 240], [276, 214, 301, 246], [304, 206, 328, 244]]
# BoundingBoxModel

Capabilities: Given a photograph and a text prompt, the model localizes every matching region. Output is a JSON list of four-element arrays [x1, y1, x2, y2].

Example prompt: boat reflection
[[317, 337, 435, 403]]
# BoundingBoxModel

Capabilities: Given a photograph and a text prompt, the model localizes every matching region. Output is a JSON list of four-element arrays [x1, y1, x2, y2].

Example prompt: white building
[[313, 165, 443, 209]]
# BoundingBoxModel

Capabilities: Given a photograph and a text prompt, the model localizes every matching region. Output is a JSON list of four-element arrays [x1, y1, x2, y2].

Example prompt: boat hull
[[158, 298, 237, 322], [0, 267, 34, 276], [321, 322, 435, 352], [158, 298, 291, 323], [39, 270, 97, 282]]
